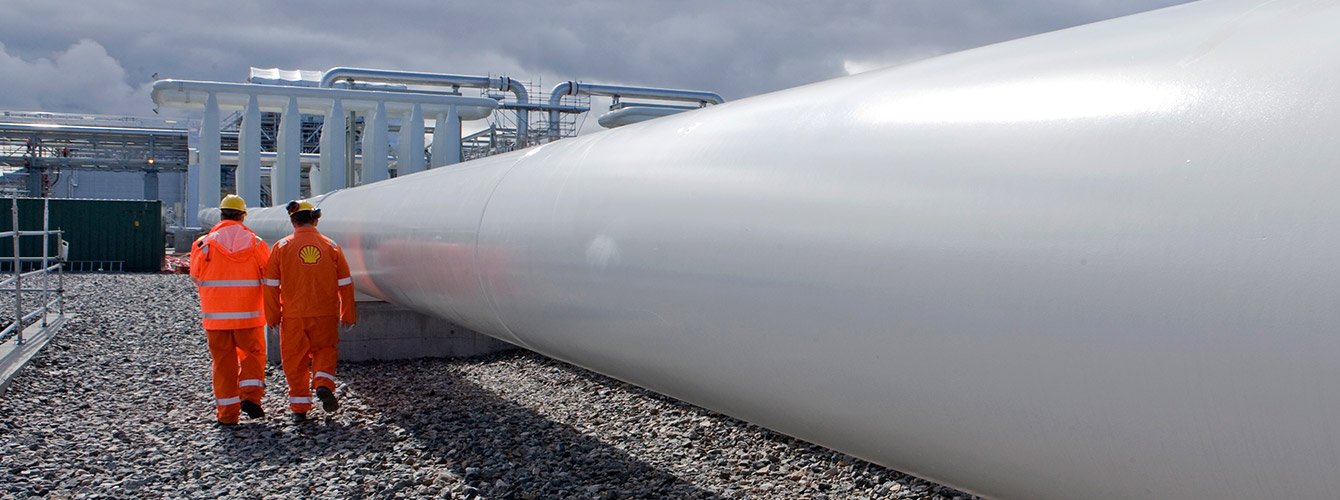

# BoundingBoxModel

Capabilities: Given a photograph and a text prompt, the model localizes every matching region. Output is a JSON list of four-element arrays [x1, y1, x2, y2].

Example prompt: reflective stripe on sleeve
[[290, 397, 312, 404], [197, 279, 262, 287], [336, 277, 352, 286], [202, 311, 263, 320], [263, 279, 280, 287], [216, 396, 241, 406], [314, 371, 335, 382], [239, 379, 264, 388]]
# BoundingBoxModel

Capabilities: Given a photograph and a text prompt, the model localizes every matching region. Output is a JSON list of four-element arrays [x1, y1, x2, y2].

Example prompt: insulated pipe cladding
[[244, 1, 1340, 498]]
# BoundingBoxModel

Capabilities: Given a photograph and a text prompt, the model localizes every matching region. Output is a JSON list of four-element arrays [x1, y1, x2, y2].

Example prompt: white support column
[[237, 94, 262, 206], [444, 105, 461, 166], [430, 112, 448, 168], [274, 96, 302, 204], [325, 99, 347, 191], [362, 101, 389, 184], [199, 92, 221, 217], [398, 103, 426, 176], [312, 122, 328, 196]]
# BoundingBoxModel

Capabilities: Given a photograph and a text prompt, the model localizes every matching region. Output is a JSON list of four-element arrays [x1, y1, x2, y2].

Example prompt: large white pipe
[[245, 1, 1340, 498]]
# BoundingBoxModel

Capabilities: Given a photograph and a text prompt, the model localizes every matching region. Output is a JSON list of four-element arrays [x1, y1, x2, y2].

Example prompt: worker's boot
[[240, 400, 264, 419], [316, 386, 339, 413], [291, 412, 308, 423]]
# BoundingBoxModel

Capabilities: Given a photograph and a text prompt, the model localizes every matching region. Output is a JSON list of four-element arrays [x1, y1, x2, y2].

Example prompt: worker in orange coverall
[[190, 194, 271, 425], [263, 200, 356, 423]]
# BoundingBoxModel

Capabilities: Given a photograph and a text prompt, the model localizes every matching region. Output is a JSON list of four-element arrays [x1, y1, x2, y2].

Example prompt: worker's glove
[[339, 322, 354, 335]]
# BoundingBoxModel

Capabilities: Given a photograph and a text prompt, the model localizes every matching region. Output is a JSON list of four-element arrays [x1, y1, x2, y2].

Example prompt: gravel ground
[[0, 273, 983, 499]]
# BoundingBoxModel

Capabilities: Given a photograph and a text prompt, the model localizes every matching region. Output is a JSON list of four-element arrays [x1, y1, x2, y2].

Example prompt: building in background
[[0, 110, 190, 226]]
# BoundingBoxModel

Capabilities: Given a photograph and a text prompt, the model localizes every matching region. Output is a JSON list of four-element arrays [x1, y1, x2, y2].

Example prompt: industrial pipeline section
[[191, 0, 1340, 498]]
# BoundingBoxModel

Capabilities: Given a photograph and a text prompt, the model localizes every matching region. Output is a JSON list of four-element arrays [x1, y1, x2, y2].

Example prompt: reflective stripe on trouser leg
[[280, 317, 314, 413], [309, 316, 341, 392], [203, 310, 264, 320], [207, 328, 243, 423], [234, 326, 267, 403], [196, 280, 263, 287]]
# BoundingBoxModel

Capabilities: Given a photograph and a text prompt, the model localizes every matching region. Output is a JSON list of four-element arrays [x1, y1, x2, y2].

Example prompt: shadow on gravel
[[336, 356, 726, 500]]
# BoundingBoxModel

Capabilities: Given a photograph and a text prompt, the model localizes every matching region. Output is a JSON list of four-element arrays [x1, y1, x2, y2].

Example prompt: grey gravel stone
[[0, 274, 984, 499]]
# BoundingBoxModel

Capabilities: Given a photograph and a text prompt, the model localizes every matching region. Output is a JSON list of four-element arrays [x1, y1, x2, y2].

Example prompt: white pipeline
[[244, 1, 1340, 498]]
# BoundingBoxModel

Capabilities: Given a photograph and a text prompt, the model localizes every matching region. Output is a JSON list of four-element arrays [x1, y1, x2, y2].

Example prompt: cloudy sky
[[1, 0, 1196, 123]]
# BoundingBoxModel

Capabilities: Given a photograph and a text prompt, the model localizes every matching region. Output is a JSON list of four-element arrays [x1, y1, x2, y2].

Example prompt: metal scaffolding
[[0, 121, 189, 198]]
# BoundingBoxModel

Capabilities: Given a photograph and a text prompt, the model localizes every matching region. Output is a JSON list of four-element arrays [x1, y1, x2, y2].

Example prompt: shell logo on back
[[299, 245, 322, 264]]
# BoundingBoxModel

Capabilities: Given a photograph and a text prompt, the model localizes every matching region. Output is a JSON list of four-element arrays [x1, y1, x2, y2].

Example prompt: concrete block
[[265, 301, 516, 364], [171, 227, 204, 253]]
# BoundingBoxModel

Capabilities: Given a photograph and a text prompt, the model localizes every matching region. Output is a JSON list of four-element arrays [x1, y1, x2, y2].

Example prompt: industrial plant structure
[[7, 1, 1333, 499], [173, 1, 1340, 499]]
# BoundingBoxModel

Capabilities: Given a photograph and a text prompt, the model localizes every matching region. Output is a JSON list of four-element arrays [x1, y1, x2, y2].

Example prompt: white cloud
[[0, 0, 1198, 119], [0, 39, 156, 116]]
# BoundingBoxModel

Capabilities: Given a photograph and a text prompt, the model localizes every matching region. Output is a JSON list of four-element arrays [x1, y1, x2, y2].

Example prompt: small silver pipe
[[546, 81, 724, 140]]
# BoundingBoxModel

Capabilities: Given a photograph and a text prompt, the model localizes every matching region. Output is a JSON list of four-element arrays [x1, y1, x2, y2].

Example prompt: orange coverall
[[190, 219, 271, 424], [263, 226, 356, 414]]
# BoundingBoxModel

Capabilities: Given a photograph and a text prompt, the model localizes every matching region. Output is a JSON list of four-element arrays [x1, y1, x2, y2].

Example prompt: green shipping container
[[0, 198, 164, 272]]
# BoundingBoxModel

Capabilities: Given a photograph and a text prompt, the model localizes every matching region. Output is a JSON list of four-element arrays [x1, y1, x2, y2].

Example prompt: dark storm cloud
[[0, 0, 1196, 116]]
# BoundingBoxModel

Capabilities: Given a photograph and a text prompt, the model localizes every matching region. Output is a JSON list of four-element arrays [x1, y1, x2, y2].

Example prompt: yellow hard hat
[[286, 199, 321, 220], [286, 200, 316, 214], [219, 194, 247, 213]]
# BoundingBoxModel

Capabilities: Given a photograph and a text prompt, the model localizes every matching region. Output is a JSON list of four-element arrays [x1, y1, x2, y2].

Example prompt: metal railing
[[63, 261, 122, 273], [0, 197, 64, 346]]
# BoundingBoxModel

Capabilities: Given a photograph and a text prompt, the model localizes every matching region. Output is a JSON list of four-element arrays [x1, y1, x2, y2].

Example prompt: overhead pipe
[[547, 81, 724, 139], [240, 1, 1340, 498], [596, 106, 694, 129], [319, 67, 530, 147], [0, 122, 188, 136], [219, 151, 319, 167], [151, 80, 496, 117], [152, 80, 495, 212]]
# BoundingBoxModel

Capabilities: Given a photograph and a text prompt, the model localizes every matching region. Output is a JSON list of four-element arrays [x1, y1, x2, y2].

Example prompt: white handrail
[[0, 198, 65, 346]]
